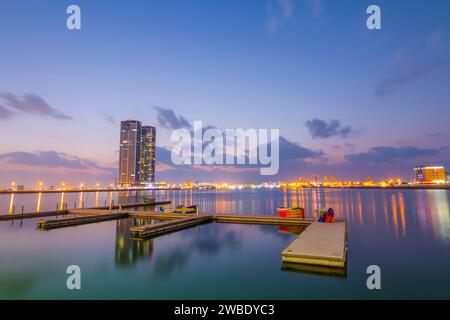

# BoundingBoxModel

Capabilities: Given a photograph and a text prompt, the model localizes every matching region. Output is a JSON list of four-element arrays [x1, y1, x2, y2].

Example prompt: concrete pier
[[281, 221, 347, 268], [130, 215, 213, 238]]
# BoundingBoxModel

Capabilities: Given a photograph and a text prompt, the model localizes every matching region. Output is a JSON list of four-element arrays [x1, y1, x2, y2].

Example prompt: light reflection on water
[[1, 188, 450, 243], [0, 189, 449, 299]]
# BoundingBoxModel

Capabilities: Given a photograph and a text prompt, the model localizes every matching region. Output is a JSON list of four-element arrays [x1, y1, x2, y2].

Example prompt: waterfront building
[[140, 126, 156, 184], [119, 120, 142, 186], [414, 166, 446, 184]]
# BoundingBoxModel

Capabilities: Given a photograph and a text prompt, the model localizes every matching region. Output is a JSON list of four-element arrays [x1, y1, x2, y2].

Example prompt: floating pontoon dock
[[130, 215, 213, 238], [36, 212, 129, 230], [0, 200, 170, 221], [281, 221, 347, 268]]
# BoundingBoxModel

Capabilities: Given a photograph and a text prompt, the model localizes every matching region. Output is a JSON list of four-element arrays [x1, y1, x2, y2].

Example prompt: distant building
[[414, 166, 446, 184], [140, 126, 156, 184], [119, 120, 142, 186]]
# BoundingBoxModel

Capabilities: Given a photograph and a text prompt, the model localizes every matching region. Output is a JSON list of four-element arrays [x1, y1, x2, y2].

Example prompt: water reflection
[[59, 192, 65, 210], [36, 193, 41, 213], [8, 194, 14, 214], [415, 190, 450, 244], [113, 219, 243, 277], [150, 224, 242, 277], [115, 219, 154, 267]]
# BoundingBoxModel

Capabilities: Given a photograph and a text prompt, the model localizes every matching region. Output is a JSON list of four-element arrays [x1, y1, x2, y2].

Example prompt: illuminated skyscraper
[[119, 120, 142, 186], [140, 126, 156, 184]]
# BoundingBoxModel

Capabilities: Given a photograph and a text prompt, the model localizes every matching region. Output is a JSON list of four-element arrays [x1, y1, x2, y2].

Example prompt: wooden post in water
[[21, 205, 24, 214]]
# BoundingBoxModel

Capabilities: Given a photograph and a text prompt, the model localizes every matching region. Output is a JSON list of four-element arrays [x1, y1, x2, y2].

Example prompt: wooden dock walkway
[[129, 211, 313, 226], [0, 200, 170, 221], [130, 215, 213, 238], [0, 210, 69, 221], [281, 221, 347, 268], [36, 212, 129, 230], [128, 212, 199, 220]]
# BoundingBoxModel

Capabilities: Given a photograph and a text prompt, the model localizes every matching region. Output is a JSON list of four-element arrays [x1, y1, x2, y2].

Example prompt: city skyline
[[1, 0, 450, 185]]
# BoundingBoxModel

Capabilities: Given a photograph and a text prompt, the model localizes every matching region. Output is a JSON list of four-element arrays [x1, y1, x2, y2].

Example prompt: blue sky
[[0, 0, 449, 186]]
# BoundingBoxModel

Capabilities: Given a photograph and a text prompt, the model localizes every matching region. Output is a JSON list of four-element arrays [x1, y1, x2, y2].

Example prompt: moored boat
[[159, 204, 173, 212], [142, 197, 154, 204], [277, 207, 305, 218], [174, 204, 199, 214]]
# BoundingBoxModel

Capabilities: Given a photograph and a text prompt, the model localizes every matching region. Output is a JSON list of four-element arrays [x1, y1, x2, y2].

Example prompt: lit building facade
[[414, 166, 446, 184], [119, 120, 142, 186], [140, 126, 156, 184]]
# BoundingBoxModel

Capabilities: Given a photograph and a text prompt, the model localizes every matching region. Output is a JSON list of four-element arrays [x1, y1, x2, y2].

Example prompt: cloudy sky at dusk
[[1, 0, 449, 186]]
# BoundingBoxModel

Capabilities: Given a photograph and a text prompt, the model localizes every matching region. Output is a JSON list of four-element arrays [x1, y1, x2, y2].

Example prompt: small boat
[[277, 207, 305, 218], [174, 205, 199, 214], [159, 205, 173, 212], [143, 197, 154, 204]]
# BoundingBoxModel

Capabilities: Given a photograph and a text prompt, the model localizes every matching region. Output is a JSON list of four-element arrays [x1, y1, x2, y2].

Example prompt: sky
[[0, 0, 449, 186]]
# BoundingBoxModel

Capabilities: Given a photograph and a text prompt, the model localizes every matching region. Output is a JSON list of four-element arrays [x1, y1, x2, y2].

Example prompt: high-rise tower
[[119, 120, 142, 186], [140, 126, 156, 184]]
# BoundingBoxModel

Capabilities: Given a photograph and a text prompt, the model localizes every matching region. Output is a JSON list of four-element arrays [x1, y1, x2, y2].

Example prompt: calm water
[[0, 188, 449, 299]]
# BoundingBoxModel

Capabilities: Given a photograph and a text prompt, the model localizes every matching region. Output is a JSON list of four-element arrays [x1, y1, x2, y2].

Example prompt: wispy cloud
[[305, 119, 353, 139], [265, 0, 294, 34], [428, 29, 443, 50], [306, 0, 325, 24], [426, 132, 447, 138], [103, 113, 116, 124], [0, 151, 113, 171], [375, 59, 446, 96], [278, 0, 294, 18], [154, 106, 191, 130], [345, 146, 439, 165], [0, 105, 15, 120], [0, 92, 72, 120], [376, 31, 447, 97]]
